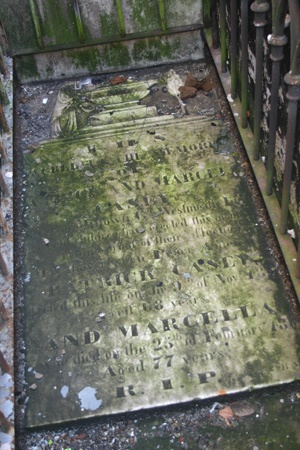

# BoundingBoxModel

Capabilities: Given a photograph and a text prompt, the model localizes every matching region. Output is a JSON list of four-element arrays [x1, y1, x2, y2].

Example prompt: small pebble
[[35, 372, 44, 380]]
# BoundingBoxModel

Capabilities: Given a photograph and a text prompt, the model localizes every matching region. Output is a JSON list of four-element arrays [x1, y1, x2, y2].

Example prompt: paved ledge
[[204, 28, 300, 304]]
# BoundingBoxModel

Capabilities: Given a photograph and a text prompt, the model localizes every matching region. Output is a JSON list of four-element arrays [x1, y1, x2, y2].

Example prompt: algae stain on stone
[[16, 55, 39, 80], [42, 0, 77, 45], [23, 77, 300, 428], [100, 11, 119, 37], [132, 38, 177, 63], [102, 43, 131, 67], [130, 0, 160, 31], [69, 47, 101, 73]]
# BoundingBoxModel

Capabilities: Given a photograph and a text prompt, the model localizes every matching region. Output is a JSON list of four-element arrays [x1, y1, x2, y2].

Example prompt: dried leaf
[[198, 75, 216, 92], [185, 72, 204, 90], [76, 434, 88, 439], [29, 383, 38, 390], [219, 406, 234, 419], [179, 86, 197, 101], [110, 75, 127, 85], [231, 402, 255, 417]]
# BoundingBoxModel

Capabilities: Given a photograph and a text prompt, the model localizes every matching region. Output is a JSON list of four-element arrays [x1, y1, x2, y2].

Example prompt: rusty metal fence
[[210, 0, 300, 281], [0, 43, 9, 277], [0, 36, 14, 436]]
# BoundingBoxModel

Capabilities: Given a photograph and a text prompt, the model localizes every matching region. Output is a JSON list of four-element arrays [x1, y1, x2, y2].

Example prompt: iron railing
[[210, 0, 300, 280], [0, 41, 9, 277]]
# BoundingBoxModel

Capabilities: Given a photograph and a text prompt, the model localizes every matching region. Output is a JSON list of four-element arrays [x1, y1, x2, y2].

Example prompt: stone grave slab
[[22, 75, 300, 427]]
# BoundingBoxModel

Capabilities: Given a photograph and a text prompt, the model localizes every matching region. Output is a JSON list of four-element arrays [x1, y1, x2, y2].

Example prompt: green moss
[[100, 11, 119, 37], [22, 79, 300, 427], [69, 47, 101, 73], [133, 37, 180, 63], [42, 0, 77, 45], [130, 0, 160, 31], [0, 3, 38, 52], [102, 42, 131, 67], [16, 55, 39, 81], [46, 65, 54, 76]]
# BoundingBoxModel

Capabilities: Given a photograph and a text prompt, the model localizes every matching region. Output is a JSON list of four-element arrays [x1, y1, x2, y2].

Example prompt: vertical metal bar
[[0, 209, 8, 234], [203, 0, 211, 27], [241, 0, 248, 128], [0, 169, 9, 197], [220, 0, 227, 72], [296, 238, 300, 279], [253, 24, 264, 157], [0, 351, 10, 372], [0, 103, 9, 133], [266, 36, 287, 195], [0, 46, 7, 78], [0, 135, 9, 163], [211, 0, 219, 49], [0, 251, 8, 276], [73, 0, 86, 44], [158, 0, 167, 32], [251, 0, 269, 161], [115, 0, 126, 37], [0, 298, 9, 321], [0, 75, 9, 106], [266, 0, 288, 195], [280, 93, 298, 235], [230, 0, 237, 98], [0, 19, 9, 55], [29, 0, 44, 50], [280, 0, 300, 235]]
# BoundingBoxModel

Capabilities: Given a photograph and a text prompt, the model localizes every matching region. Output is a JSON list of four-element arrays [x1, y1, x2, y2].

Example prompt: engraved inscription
[[23, 80, 300, 427]]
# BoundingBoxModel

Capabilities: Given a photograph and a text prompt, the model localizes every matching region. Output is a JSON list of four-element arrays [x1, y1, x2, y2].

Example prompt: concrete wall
[[0, 0, 204, 82], [14, 31, 203, 83]]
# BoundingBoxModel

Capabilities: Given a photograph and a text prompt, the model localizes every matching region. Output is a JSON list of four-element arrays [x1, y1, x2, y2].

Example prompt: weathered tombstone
[[23, 73, 300, 427]]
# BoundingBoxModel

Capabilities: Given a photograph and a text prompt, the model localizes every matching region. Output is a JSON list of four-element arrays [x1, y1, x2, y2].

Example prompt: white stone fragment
[[60, 386, 69, 398], [78, 387, 102, 411], [287, 229, 296, 239]]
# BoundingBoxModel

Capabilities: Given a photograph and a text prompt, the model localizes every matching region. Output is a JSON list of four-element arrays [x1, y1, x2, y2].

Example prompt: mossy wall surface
[[15, 31, 203, 83], [0, 0, 203, 54], [0, 1, 37, 52], [1, 0, 204, 81]]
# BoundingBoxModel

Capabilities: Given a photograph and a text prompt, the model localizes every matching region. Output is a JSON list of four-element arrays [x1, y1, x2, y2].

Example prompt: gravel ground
[[13, 44, 300, 449]]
